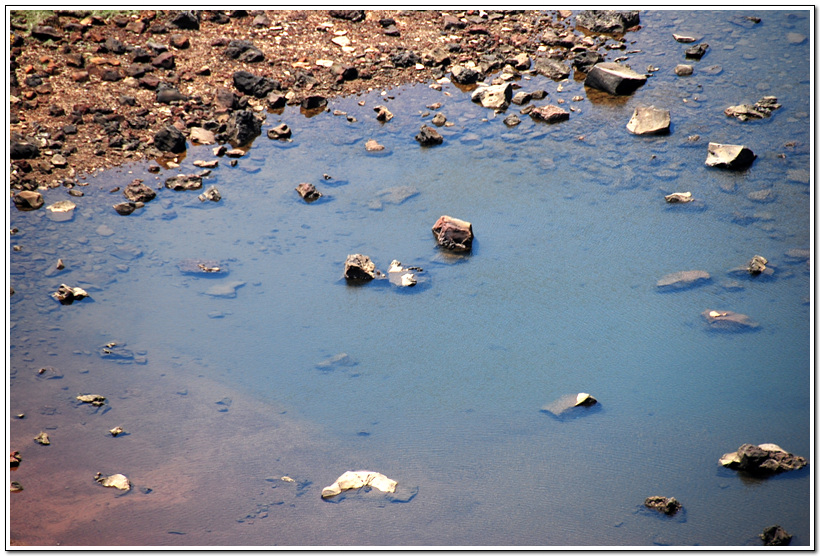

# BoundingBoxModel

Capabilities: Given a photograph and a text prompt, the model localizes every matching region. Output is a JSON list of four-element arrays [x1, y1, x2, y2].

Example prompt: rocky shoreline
[[9, 9, 641, 192]]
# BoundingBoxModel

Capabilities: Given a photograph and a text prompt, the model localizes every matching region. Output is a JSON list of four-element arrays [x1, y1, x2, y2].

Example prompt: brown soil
[[8, 9, 588, 192]]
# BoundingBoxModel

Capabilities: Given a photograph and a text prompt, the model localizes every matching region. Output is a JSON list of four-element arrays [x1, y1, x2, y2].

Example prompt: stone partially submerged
[[471, 83, 513, 110], [644, 496, 682, 516], [657, 270, 711, 290], [388, 260, 419, 287], [705, 142, 756, 170], [725, 96, 781, 121], [719, 443, 807, 475], [541, 393, 598, 419], [77, 394, 107, 406], [165, 174, 203, 190], [664, 192, 693, 203], [626, 106, 670, 135], [584, 62, 647, 95], [321, 470, 397, 498], [760, 525, 792, 546], [52, 284, 89, 305], [702, 310, 759, 331], [432, 215, 474, 252], [529, 105, 569, 124], [344, 254, 377, 282], [95, 472, 131, 491], [295, 182, 322, 202]]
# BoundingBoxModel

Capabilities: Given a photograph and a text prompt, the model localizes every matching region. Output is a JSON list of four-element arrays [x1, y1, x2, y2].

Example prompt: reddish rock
[[530, 104, 569, 123], [432, 215, 473, 252]]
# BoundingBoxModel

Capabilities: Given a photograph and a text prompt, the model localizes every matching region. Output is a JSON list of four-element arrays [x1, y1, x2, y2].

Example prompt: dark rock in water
[[124, 180, 157, 202], [471, 83, 513, 110], [113, 201, 140, 215], [344, 254, 377, 282], [626, 106, 670, 135], [169, 10, 200, 30], [541, 393, 598, 419], [760, 525, 792, 546], [165, 174, 203, 191], [572, 50, 605, 73], [504, 114, 521, 126], [225, 40, 265, 63], [198, 186, 221, 202], [534, 57, 571, 80], [415, 125, 443, 146], [11, 140, 40, 159], [13, 191, 44, 210], [227, 110, 262, 146], [644, 496, 682, 516], [52, 284, 89, 305], [373, 105, 394, 122], [450, 64, 483, 85], [232, 70, 279, 97], [295, 182, 322, 202], [432, 215, 473, 252], [329, 9, 366, 22], [267, 123, 292, 140], [705, 142, 756, 170], [725, 96, 781, 121], [301, 95, 328, 111], [530, 105, 569, 123], [178, 259, 226, 275], [585, 62, 647, 95], [511, 91, 533, 105], [154, 126, 186, 153], [685, 43, 709, 59], [719, 443, 807, 475], [657, 270, 711, 290], [702, 309, 759, 331], [576, 10, 640, 34]]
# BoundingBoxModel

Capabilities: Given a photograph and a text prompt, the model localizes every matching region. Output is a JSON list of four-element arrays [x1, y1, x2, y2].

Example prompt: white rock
[[321, 470, 397, 498]]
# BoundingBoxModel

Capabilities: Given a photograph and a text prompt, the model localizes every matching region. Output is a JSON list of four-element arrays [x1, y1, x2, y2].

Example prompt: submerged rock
[[178, 259, 225, 275], [657, 270, 711, 290], [344, 254, 376, 282], [77, 394, 107, 406], [388, 260, 419, 287], [644, 496, 682, 516], [702, 310, 759, 331], [321, 470, 397, 498], [725, 96, 781, 121], [165, 174, 203, 190], [52, 284, 89, 305], [94, 472, 131, 491], [198, 186, 222, 202], [584, 62, 647, 95], [295, 182, 322, 202], [205, 281, 246, 298], [664, 192, 693, 203], [719, 443, 807, 475], [705, 142, 756, 170], [432, 215, 474, 252], [316, 352, 357, 370], [373, 105, 393, 122], [626, 106, 670, 135], [760, 525, 792, 546], [747, 255, 768, 275], [541, 393, 598, 419], [113, 201, 141, 215]]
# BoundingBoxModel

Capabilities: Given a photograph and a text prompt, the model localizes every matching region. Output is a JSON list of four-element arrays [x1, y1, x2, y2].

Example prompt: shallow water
[[8, 10, 812, 547]]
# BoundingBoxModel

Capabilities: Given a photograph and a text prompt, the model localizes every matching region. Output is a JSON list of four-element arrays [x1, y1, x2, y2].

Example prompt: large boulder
[[705, 142, 756, 170], [232, 70, 280, 98], [702, 309, 759, 331], [626, 106, 670, 135], [344, 254, 377, 282], [656, 270, 711, 290], [153, 126, 186, 153], [534, 57, 571, 80], [585, 62, 647, 95], [471, 83, 513, 110], [432, 215, 473, 252], [226, 110, 262, 146], [529, 105, 569, 123], [576, 10, 640, 34], [719, 443, 807, 475]]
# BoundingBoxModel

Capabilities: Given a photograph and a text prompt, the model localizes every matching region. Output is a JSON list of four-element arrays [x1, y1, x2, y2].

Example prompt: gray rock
[[189, 127, 216, 145], [113, 202, 140, 215], [504, 114, 521, 126], [747, 255, 768, 275], [232, 69, 279, 97], [153, 126, 186, 153], [431, 113, 447, 126], [572, 50, 605, 73], [471, 83, 513, 109], [227, 110, 262, 146], [724, 96, 781, 121], [225, 40, 265, 63], [576, 10, 640, 34], [415, 125, 443, 146], [450, 64, 483, 85], [585, 62, 647, 95], [705, 142, 756, 170], [657, 270, 711, 290], [529, 105, 569, 123], [295, 182, 322, 202], [301, 95, 327, 111], [165, 174, 203, 190], [626, 106, 670, 135], [511, 91, 533, 105], [267, 123, 292, 140], [685, 43, 709, 59], [760, 525, 792, 546], [719, 443, 807, 475], [664, 192, 693, 203], [674, 64, 694, 76], [123, 180, 156, 202], [156, 85, 188, 104], [344, 254, 377, 281], [534, 57, 571, 80], [198, 186, 221, 202]]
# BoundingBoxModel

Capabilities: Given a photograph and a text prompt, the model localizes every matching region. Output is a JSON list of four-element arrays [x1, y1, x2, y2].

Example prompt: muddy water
[[8, 10, 811, 547]]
